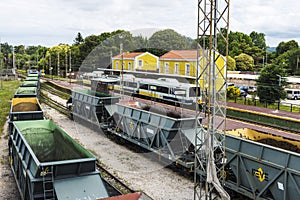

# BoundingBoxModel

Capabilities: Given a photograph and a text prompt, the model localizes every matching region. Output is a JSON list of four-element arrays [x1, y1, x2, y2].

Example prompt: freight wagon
[[14, 87, 39, 98], [8, 97, 44, 134], [9, 119, 109, 200], [69, 80, 300, 200]]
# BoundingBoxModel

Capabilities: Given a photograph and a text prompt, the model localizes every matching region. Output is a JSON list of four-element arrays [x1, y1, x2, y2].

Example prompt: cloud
[[230, 0, 300, 46], [0, 0, 299, 47]]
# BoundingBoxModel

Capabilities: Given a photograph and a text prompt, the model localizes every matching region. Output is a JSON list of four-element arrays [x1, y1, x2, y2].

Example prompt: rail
[[39, 92, 72, 118], [96, 163, 134, 195], [40, 82, 71, 100]]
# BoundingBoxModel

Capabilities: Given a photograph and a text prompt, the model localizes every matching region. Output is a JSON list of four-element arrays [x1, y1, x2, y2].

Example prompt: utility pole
[[57, 51, 60, 77], [65, 49, 68, 78], [69, 48, 72, 84], [194, 0, 230, 199], [49, 54, 53, 80], [12, 46, 17, 79]]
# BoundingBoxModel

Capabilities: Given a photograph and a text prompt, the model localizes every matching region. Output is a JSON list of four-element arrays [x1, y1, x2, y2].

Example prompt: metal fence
[[232, 97, 300, 113]]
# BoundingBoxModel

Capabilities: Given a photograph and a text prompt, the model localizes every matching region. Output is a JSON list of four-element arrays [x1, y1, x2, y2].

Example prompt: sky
[[0, 0, 299, 47]]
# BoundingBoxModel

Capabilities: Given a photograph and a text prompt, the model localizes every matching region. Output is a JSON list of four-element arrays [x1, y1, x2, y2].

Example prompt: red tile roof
[[160, 50, 198, 59], [113, 52, 144, 59]]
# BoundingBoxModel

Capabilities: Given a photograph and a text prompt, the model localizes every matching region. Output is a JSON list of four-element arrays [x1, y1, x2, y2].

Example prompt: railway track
[[96, 163, 134, 195], [40, 82, 71, 100], [40, 92, 72, 118]]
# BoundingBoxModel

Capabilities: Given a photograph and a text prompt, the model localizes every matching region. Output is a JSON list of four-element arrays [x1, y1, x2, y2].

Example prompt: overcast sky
[[0, 0, 299, 47]]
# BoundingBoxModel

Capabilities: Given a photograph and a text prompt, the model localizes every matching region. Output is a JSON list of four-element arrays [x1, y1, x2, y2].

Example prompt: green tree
[[272, 48, 300, 75], [234, 53, 254, 71], [256, 63, 287, 104], [227, 56, 236, 71], [14, 45, 26, 54], [244, 45, 265, 66], [69, 45, 81, 72], [228, 31, 253, 58], [74, 32, 84, 45], [78, 30, 126, 69], [276, 40, 299, 56], [226, 86, 240, 99], [148, 29, 192, 51], [249, 31, 266, 50], [44, 44, 70, 76]]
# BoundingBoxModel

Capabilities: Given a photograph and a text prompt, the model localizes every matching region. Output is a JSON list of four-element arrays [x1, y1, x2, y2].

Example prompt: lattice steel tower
[[194, 0, 230, 199]]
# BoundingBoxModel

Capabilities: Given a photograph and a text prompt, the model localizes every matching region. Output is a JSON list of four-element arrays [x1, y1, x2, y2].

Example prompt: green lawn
[[0, 80, 20, 135]]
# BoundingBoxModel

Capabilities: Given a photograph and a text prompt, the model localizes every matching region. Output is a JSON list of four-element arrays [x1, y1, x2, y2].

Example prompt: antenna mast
[[194, 0, 230, 199]]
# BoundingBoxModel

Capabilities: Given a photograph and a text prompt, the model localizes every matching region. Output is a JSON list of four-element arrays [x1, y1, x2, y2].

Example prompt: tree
[[227, 56, 236, 71], [74, 32, 84, 45], [272, 48, 300, 75], [44, 44, 70, 76], [276, 40, 299, 56], [14, 45, 26, 54], [148, 29, 192, 51], [244, 45, 265, 66], [256, 63, 287, 104], [226, 86, 240, 99], [250, 31, 266, 50], [234, 53, 254, 71], [228, 31, 253, 58]]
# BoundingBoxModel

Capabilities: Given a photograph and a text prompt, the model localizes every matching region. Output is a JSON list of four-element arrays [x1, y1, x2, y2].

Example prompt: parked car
[[235, 85, 249, 97], [285, 89, 300, 100], [248, 86, 257, 93], [239, 88, 247, 97]]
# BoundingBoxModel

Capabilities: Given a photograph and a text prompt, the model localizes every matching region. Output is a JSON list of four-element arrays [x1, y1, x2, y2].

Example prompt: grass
[[228, 97, 300, 113], [0, 80, 20, 135]]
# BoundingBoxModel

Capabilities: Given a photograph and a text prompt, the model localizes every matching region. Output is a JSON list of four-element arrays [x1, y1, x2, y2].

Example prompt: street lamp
[[69, 48, 72, 84], [276, 74, 281, 86], [49, 54, 53, 80], [276, 74, 282, 109]]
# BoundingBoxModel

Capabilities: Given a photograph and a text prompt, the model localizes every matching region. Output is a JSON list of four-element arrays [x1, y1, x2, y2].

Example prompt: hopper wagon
[[68, 79, 300, 200], [8, 97, 44, 134], [9, 119, 109, 200], [14, 87, 39, 98]]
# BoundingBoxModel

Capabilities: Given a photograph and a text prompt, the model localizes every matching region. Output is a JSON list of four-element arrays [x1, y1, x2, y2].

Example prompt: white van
[[286, 89, 300, 100]]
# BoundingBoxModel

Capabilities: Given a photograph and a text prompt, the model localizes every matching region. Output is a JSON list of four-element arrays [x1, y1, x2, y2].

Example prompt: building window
[[174, 63, 179, 74], [185, 63, 190, 76], [116, 61, 119, 70], [165, 62, 169, 73], [138, 60, 143, 67], [128, 62, 131, 71]]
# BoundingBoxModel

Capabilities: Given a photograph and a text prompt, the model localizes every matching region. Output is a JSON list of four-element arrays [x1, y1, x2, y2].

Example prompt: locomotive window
[[128, 82, 137, 88], [139, 84, 149, 90], [157, 86, 169, 94], [189, 87, 201, 97]]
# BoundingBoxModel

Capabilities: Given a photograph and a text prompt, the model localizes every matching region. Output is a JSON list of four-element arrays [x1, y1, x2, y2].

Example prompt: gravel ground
[[42, 94, 195, 200]]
